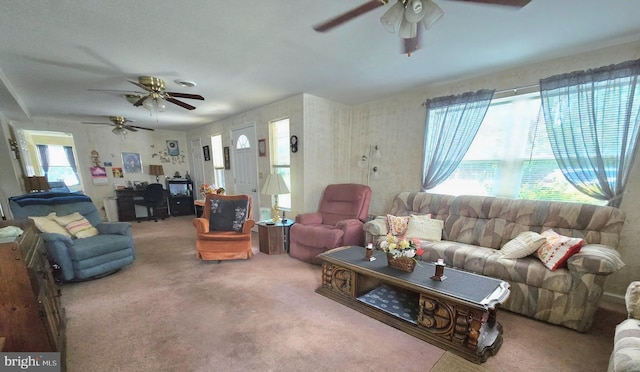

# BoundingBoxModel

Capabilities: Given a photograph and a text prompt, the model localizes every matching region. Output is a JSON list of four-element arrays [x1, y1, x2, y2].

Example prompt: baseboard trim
[[602, 291, 625, 304]]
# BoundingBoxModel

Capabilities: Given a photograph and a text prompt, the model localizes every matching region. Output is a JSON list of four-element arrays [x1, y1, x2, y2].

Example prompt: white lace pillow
[[404, 214, 443, 242], [500, 231, 547, 259]]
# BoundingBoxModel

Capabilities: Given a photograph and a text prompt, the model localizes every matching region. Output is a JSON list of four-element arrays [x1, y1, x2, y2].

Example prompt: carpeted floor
[[61, 216, 625, 371]]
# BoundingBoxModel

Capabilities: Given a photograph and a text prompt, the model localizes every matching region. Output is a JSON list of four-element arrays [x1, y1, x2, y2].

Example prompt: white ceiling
[[1, 0, 640, 132]]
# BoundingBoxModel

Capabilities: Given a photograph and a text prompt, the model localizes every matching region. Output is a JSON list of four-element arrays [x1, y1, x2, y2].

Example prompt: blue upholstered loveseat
[[9, 192, 135, 281]]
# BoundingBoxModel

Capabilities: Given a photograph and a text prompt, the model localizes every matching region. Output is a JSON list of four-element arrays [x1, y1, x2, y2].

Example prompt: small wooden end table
[[258, 220, 294, 255]]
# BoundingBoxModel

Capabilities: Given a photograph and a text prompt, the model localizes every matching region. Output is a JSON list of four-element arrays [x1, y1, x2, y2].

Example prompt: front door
[[231, 125, 259, 223]]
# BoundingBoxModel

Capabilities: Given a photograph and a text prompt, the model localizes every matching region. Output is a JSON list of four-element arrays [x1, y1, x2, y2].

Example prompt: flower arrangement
[[199, 184, 225, 197], [379, 234, 424, 259]]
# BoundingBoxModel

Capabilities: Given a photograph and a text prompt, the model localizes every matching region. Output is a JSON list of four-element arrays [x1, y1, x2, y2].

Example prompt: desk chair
[[135, 183, 165, 222]]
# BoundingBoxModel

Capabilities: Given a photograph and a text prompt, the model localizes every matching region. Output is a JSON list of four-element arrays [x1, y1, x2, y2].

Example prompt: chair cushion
[[209, 198, 249, 232]]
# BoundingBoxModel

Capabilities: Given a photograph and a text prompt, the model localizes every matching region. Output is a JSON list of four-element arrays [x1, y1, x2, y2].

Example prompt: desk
[[115, 189, 169, 221]]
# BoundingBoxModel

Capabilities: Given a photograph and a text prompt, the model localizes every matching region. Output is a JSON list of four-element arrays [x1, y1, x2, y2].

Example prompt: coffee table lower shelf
[[317, 282, 503, 364]]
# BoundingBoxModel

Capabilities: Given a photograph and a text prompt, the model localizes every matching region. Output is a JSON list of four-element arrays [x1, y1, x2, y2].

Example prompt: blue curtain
[[539, 59, 640, 207], [36, 144, 49, 178], [63, 146, 78, 179], [422, 89, 495, 190]]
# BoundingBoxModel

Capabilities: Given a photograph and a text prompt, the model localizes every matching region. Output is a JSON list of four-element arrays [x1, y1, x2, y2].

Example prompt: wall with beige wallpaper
[[350, 40, 640, 299]]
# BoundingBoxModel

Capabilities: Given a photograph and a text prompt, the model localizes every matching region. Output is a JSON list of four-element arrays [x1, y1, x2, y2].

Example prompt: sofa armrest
[[96, 222, 132, 236], [335, 219, 365, 246], [296, 212, 323, 225], [626, 281, 640, 320], [567, 244, 625, 275], [40, 232, 75, 281], [241, 219, 256, 234], [363, 216, 388, 241], [192, 218, 210, 233]]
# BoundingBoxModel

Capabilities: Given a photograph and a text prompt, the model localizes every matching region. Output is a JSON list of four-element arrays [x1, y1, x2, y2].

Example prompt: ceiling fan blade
[[82, 121, 110, 125], [313, 0, 386, 32], [122, 126, 138, 132], [126, 125, 154, 131], [447, 0, 531, 7], [165, 92, 205, 100], [166, 97, 196, 110], [128, 80, 154, 92], [132, 96, 147, 107]]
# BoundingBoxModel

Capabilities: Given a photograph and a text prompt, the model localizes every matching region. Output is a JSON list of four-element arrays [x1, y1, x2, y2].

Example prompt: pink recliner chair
[[289, 183, 372, 264]]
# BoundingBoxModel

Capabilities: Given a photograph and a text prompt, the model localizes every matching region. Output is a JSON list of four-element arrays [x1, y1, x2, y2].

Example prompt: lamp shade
[[24, 176, 50, 192], [149, 165, 165, 177], [261, 173, 289, 195], [380, 0, 405, 33]]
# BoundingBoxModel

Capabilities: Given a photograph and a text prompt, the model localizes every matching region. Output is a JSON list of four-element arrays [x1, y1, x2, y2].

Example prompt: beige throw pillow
[[500, 231, 547, 259], [29, 212, 72, 237], [404, 214, 443, 242], [53, 212, 99, 239]]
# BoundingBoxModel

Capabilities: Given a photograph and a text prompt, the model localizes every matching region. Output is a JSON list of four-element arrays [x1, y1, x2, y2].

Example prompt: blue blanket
[[9, 192, 92, 206]]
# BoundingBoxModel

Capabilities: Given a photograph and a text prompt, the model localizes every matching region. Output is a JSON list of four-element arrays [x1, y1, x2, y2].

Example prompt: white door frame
[[230, 123, 260, 224]]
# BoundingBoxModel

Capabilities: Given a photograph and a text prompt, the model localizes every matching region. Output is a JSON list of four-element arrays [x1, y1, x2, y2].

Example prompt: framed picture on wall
[[203, 145, 211, 161], [258, 139, 267, 157], [122, 152, 142, 173], [224, 146, 231, 169]]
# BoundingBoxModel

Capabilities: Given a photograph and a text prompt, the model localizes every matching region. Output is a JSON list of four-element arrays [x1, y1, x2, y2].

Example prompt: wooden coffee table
[[316, 246, 510, 364]]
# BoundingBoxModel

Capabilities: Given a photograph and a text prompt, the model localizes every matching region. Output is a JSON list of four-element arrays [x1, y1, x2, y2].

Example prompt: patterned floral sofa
[[363, 192, 626, 332]]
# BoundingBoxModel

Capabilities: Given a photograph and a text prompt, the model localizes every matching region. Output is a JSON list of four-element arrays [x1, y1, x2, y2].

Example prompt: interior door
[[231, 125, 260, 223], [190, 137, 204, 195]]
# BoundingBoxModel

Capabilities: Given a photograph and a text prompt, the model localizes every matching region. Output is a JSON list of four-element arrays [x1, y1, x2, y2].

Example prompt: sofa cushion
[[386, 214, 409, 236], [500, 231, 547, 259], [53, 212, 99, 239], [423, 241, 573, 294], [29, 212, 72, 237], [537, 229, 585, 271], [404, 214, 442, 242]]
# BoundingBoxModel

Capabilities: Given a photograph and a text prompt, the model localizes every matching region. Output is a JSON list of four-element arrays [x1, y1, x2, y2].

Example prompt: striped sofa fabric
[[609, 281, 640, 372], [363, 192, 626, 332]]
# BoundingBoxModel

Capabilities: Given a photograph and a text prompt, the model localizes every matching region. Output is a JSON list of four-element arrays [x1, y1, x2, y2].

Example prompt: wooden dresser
[[0, 219, 66, 358], [115, 188, 169, 221]]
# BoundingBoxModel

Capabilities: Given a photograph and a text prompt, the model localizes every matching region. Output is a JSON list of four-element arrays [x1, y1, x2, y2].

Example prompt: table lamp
[[149, 165, 164, 182], [261, 173, 289, 223]]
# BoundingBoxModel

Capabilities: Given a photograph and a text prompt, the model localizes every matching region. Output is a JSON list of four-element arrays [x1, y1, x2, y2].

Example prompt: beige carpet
[[432, 351, 491, 372], [60, 216, 625, 371]]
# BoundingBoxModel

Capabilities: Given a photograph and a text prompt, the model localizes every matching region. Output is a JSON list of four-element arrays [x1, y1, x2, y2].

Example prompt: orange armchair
[[192, 194, 255, 261]]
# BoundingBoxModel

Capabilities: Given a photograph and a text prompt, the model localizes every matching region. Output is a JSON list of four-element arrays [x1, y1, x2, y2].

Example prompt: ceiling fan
[[313, 0, 531, 56], [90, 76, 205, 111], [82, 116, 154, 137]]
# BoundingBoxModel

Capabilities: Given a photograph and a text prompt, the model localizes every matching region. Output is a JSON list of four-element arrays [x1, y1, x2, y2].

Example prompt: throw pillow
[[386, 214, 409, 236], [500, 231, 547, 259], [209, 199, 249, 232], [404, 214, 443, 242], [52, 212, 99, 239], [29, 212, 72, 237], [536, 229, 585, 271]]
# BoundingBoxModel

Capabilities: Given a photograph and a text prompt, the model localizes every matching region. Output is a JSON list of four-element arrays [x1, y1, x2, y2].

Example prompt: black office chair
[[135, 183, 165, 222]]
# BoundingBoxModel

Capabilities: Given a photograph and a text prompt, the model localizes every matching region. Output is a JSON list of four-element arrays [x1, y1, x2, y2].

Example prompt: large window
[[211, 134, 225, 188], [39, 145, 80, 187], [429, 93, 604, 205], [269, 118, 291, 209]]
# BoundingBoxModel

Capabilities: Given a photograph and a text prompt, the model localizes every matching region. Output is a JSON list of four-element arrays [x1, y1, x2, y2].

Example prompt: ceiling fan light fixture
[[174, 79, 197, 88], [398, 15, 417, 39], [123, 94, 141, 104], [421, 0, 444, 30], [404, 0, 427, 23], [112, 127, 127, 136], [380, 0, 405, 33]]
